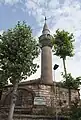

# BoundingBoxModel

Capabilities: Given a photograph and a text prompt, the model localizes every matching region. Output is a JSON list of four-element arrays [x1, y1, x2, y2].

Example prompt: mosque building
[[0, 18, 80, 119]]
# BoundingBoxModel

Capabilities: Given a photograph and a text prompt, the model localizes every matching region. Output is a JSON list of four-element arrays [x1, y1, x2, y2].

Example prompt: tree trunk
[[0, 90, 2, 100], [68, 88, 71, 106], [8, 81, 18, 120], [63, 58, 67, 78], [63, 58, 71, 106]]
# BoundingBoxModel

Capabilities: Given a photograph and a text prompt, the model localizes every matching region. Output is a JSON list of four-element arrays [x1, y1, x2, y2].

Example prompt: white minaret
[[39, 17, 53, 84]]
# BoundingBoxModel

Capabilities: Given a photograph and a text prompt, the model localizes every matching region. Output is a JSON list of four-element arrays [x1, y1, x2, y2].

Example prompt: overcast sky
[[0, 0, 81, 82]]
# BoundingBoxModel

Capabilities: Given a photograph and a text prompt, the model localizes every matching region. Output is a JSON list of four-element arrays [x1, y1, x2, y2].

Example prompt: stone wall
[[0, 114, 68, 120], [0, 82, 80, 116]]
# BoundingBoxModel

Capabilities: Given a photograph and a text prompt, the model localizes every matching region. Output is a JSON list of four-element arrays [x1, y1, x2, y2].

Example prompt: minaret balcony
[[39, 34, 53, 48]]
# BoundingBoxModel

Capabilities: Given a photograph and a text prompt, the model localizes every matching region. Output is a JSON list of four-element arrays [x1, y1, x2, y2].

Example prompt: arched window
[[16, 89, 33, 107], [3, 88, 34, 108]]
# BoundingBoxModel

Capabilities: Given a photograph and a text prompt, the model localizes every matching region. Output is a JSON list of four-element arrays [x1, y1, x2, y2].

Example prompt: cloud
[[0, 0, 21, 5], [27, 54, 41, 80], [0, 30, 3, 35], [24, 0, 81, 29], [24, 0, 81, 81], [0, 0, 81, 81], [0, 30, 3, 42], [23, 0, 81, 41]]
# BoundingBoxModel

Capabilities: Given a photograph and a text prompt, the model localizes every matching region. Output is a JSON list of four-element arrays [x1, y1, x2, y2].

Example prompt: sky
[[0, 0, 81, 82]]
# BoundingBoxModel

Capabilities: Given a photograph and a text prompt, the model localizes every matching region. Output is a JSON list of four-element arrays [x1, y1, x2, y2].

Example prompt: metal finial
[[45, 16, 47, 22], [42, 16, 50, 35]]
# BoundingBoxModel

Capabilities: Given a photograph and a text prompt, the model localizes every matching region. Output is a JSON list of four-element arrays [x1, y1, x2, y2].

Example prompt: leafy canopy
[[53, 29, 74, 59], [61, 73, 81, 89], [0, 21, 39, 84], [69, 98, 81, 120], [0, 70, 8, 89], [70, 107, 81, 120]]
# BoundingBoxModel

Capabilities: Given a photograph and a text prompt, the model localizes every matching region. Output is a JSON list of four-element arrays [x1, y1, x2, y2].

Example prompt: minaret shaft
[[41, 46, 52, 84]]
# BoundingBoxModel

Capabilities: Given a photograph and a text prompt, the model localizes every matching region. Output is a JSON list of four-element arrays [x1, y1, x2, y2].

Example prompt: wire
[[30, 0, 41, 8], [27, 0, 56, 31], [28, 0, 56, 32], [47, 15, 55, 20], [31, 15, 55, 31], [32, 26, 43, 31]]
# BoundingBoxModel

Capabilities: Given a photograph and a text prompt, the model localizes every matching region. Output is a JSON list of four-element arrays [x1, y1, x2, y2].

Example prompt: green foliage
[[0, 70, 8, 89], [52, 29, 75, 81], [53, 29, 74, 59], [59, 98, 81, 120], [33, 106, 55, 115], [61, 73, 81, 89], [69, 99, 81, 120], [0, 21, 39, 84]]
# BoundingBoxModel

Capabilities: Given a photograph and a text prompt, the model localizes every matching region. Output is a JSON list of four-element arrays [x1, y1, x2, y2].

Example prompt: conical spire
[[42, 17, 50, 35]]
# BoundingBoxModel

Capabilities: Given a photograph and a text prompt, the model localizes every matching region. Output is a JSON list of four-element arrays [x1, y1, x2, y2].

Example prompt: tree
[[69, 98, 81, 120], [0, 21, 39, 120], [52, 29, 74, 106], [60, 95, 81, 120], [0, 70, 8, 100], [62, 73, 81, 89], [61, 73, 81, 106], [70, 107, 81, 120], [53, 29, 74, 77]]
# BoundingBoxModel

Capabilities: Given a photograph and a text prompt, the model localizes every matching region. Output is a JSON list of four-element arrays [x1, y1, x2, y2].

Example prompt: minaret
[[39, 17, 53, 84]]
